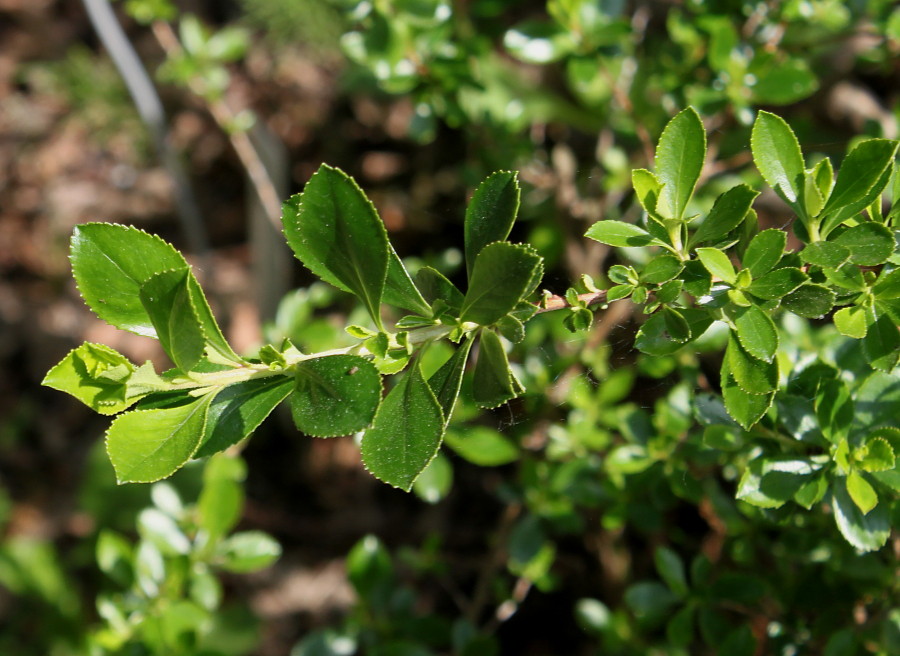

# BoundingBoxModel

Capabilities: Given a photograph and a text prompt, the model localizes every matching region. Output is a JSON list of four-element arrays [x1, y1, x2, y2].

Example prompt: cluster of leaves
[[43, 165, 542, 493]]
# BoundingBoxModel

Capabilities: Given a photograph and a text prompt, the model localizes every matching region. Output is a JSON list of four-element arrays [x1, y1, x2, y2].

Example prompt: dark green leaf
[[641, 255, 683, 284], [751, 58, 817, 104], [460, 242, 543, 325], [473, 329, 524, 409], [445, 426, 519, 466], [70, 223, 190, 337], [731, 304, 778, 362], [291, 355, 382, 437], [427, 337, 474, 423], [823, 264, 866, 291], [663, 307, 691, 343], [751, 111, 805, 217], [873, 268, 900, 299], [634, 309, 713, 356], [666, 605, 695, 648], [655, 107, 706, 221], [585, 220, 663, 247], [820, 139, 898, 221], [689, 184, 759, 247], [361, 360, 445, 491], [681, 260, 712, 297], [781, 283, 836, 318], [282, 164, 389, 328], [654, 546, 688, 597], [722, 372, 773, 429], [385, 248, 432, 316], [742, 229, 786, 278], [139, 269, 206, 371], [724, 333, 777, 395], [832, 476, 890, 552], [195, 376, 293, 458], [695, 248, 736, 283], [832, 222, 895, 266], [747, 267, 808, 300], [862, 314, 900, 372], [624, 582, 679, 623], [415, 266, 464, 313], [799, 241, 850, 269], [464, 171, 520, 278], [106, 393, 215, 483], [736, 457, 819, 508]]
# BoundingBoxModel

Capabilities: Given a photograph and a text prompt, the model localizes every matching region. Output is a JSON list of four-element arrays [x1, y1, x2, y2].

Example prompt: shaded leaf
[[464, 171, 520, 278], [832, 476, 890, 552], [799, 241, 850, 269], [291, 355, 382, 437], [781, 283, 836, 319], [832, 222, 895, 266], [217, 531, 281, 573], [722, 372, 773, 429], [654, 547, 688, 597], [689, 184, 759, 247], [415, 265, 465, 313], [747, 267, 808, 300], [385, 248, 432, 316], [724, 333, 777, 395], [862, 313, 900, 372], [139, 269, 207, 371], [737, 457, 820, 508], [473, 329, 524, 408], [460, 242, 543, 326], [427, 337, 474, 423], [742, 229, 786, 278], [634, 309, 713, 356]]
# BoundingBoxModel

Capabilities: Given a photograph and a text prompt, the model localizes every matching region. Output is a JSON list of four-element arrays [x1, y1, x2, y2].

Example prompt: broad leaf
[[196, 376, 293, 458], [799, 241, 850, 269], [833, 306, 868, 339], [751, 111, 805, 215], [415, 266, 465, 313], [106, 393, 215, 483], [873, 268, 900, 299], [361, 360, 445, 491], [820, 139, 898, 222], [464, 171, 520, 278], [832, 222, 895, 266], [862, 314, 900, 372], [655, 107, 706, 221], [781, 283, 835, 318], [473, 328, 524, 408], [742, 229, 786, 278], [282, 164, 389, 328], [291, 355, 382, 437], [737, 458, 820, 509], [70, 223, 189, 337], [460, 242, 543, 325], [832, 477, 890, 552], [846, 469, 878, 515], [585, 220, 663, 248], [43, 343, 141, 415], [641, 255, 683, 284], [747, 267, 808, 300], [731, 305, 778, 362], [634, 309, 713, 356], [689, 184, 758, 248], [427, 337, 474, 422], [724, 333, 777, 395], [444, 426, 519, 467], [695, 248, 736, 284], [139, 269, 207, 371], [722, 372, 773, 430]]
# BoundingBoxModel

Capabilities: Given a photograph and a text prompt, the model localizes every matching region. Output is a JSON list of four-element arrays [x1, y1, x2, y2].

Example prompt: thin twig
[[535, 290, 609, 314]]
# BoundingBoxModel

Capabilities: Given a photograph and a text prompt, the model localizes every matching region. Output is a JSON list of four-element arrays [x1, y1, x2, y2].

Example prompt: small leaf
[[473, 329, 524, 408], [724, 333, 777, 395], [695, 248, 736, 284], [415, 266, 464, 313], [654, 547, 688, 597], [832, 222, 895, 266], [781, 283, 836, 319], [198, 454, 246, 539], [632, 169, 663, 219], [722, 373, 773, 430], [634, 309, 713, 356], [361, 359, 445, 491], [663, 307, 691, 343], [196, 376, 293, 458], [833, 306, 868, 339], [106, 393, 215, 483], [641, 255, 684, 284], [823, 264, 866, 291], [70, 223, 189, 337], [216, 531, 281, 573], [736, 457, 819, 508], [742, 229, 786, 278], [873, 268, 900, 299], [747, 267, 808, 300], [689, 184, 759, 248], [820, 139, 899, 222], [799, 241, 850, 269], [444, 426, 519, 466], [413, 452, 453, 504], [857, 434, 895, 472], [847, 469, 878, 514], [655, 107, 706, 221], [793, 474, 828, 509], [291, 355, 382, 437], [427, 337, 474, 423], [139, 269, 207, 371], [585, 220, 662, 247], [832, 476, 890, 551], [751, 111, 806, 215], [731, 305, 778, 362], [42, 343, 139, 415], [862, 313, 900, 372], [464, 171, 520, 278], [282, 164, 389, 328], [460, 242, 543, 326], [385, 248, 432, 316]]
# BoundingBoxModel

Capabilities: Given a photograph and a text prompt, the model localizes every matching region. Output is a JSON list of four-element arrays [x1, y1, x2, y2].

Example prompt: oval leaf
[[139, 269, 207, 371], [473, 328, 524, 409], [832, 222, 895, 266], [586, 220, 662, 248], [291, 355, 382, 437], [460, 242, 543, 326], [821, 139, 899, 220], [781, 283, 836, 319], [689, 184, 759, 248], [751, 111, 805, 212], [655, 107, 706, 221], [747, 267, 808, 300], [742, 229, 786, 278], [832, 477, 890, 552], [464, 171, 521, 278], [724, 333, 778, 395], [732, 305, 778, 362]]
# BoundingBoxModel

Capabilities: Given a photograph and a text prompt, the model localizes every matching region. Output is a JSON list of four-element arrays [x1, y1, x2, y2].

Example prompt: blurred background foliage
[[0, 0, 898, 654]]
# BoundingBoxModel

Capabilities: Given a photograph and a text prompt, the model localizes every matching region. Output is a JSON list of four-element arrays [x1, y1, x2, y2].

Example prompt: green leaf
[[464, 171, 520, 278], [736, 457, 819, 508], [655, 107, 706, 221], [282, 164, 389, 328], [873, 268, 900, 299], [689, 185, 759, 248], [823, 264, 866, 291], [504, 20, 576, 64], [42, 343, 142, 415], [857, 435, 895, 472], [585, 220, 663, 248], [445, 426, 519, 466], [412, 452, 452, 504], [722, 373, 773, 430], [195, 377, 293, 458], [724, 333, 777, 395], [216, 531, 281, 573], [106, 393, 215, 483], [634, 309, 713, 356], [747, 267, 808, 300], [415, 266, 464, 313], [641, 255, 683, 284], [666, 605, 695, 648], [847, 469, 878, 514], [385, 248, 432, 316], [70, 223, 189, 337], [751, 111, 805, 215], [198, 454, 245, 540], [781, 283, 836, 319], [799, 241, 850, 269], [742, 229, 786, 278], [473, 329, 524, 408], [832, 222, 895, 266], [793, 474, 828, 509], [731, 305, 778, 362], [751, 57, 817, 104], [291, 355, 382, 437], [862, 313, 900, 372], [632, 169, 663, 220], [832, 477, 890, 552], [361, 359, 445, 491], [662, 307, 691, 343], [139, 269, 206, 371], [624, 581, 680, 622], [460, 242, 543, 326], [654, 546, 688, 597], [185, 275, 240, 363], [820, 139, 898, 222], [695, 248, 736, 284], [833, 306, 869, 339], [427, 337, 474, 423]]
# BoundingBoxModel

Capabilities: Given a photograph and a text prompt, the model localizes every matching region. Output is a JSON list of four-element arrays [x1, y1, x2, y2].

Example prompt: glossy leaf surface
[[460, 242, 543, 325], [654, 107, 706, 220], [291, 355, 382, 437], [464, 171, 520, 277]]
